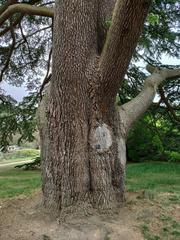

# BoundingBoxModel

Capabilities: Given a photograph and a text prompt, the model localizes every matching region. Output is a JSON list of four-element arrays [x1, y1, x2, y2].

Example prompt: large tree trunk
[[40, 0, 152, 212], [38, 0, 180, 212]]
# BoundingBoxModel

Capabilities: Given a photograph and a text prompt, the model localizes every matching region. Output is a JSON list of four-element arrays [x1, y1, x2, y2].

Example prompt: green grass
[[126, 162, 180, 193], [0, 162, 179, 199], [0, 168, 41, 198], [0, 161, 179, 240]]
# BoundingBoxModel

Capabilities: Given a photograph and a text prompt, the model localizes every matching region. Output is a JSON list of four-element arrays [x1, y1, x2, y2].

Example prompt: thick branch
[[147, 65, 180, 79], [0, 3, 53, 26], [0, 0, 17, 15], [118, 66, 180, 137], [159, 87, 180, 122], [99, 0, 151, 102], [0, 0, 42, 36], [97, 0, 116, 53]]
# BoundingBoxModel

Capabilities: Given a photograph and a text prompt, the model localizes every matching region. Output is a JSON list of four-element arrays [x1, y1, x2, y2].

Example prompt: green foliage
[[0, 93, 38, 151], [127, 110, 180, 162], [147, 13, 159, 25], [165, 151, 180, 162], [127, 115, 163, 162]]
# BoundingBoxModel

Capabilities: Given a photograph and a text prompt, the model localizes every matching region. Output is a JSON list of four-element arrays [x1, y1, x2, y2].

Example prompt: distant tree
[[0, 0, 180, 212], [0, 91, 37, 151]]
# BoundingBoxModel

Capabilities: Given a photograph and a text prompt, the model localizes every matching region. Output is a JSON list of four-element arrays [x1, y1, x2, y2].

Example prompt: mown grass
[[0, 161, 179, 199], [0, 161, 179, 239], [0, 168, 41, 198], [126, 162, 180, 193]]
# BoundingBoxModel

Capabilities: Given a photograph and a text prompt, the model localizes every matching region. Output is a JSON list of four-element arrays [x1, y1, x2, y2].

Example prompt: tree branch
[[0, 3, 54, 27], [0, 1, 42, 36], [147, 65, 180, 79], [97, 0, 116, 53], [99, 0, 151, 103], [159, 87, 180, 122], [0, 0, 17, 16], [118, 65, 180, 137]]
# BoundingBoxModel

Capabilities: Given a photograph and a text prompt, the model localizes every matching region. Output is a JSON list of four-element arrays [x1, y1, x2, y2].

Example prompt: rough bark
[[37, 0, 155, 212], [99, 0, 151, 106], [97, 0, 116, 53], [37, 0, 153, 210]]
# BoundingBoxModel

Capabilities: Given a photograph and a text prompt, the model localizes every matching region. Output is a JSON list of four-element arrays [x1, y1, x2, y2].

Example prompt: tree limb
[[0, 3, 54, 27], [0, 0, 42, 36], [146, 65, 180, 79], [0, 0, 17, 16], [158, 87, 180, 122], [118, 65, 180, 137], [99, 0, 152, 103], [97, 0, 116, 53]]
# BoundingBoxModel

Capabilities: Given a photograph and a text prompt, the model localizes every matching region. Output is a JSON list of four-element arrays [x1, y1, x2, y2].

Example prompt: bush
[[165, 151, 180, 162], [127, 117, 164, 162]]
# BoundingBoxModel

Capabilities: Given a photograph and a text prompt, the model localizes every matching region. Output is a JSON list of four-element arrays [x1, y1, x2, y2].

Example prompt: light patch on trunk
[[90, 123, 112, 153], [117, 137, 126, 169]]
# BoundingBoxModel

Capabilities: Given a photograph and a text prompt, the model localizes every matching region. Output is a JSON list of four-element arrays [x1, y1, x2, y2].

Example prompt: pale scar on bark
[[90, 123, 113, 153]]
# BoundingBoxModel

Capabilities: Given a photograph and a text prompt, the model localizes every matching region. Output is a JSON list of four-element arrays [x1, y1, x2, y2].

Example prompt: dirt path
[[0, 160, 33, 169]]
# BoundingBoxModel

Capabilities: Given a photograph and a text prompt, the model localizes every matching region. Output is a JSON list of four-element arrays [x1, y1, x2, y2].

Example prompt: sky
[[1, 55, 180, 102]]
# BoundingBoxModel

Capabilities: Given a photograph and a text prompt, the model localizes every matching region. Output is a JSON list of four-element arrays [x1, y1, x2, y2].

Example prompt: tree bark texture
[[40, 0, 152, 211]]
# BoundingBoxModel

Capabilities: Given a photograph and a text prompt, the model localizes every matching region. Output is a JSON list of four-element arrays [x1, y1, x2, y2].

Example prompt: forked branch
[[99, 0, 152, 101], [118, 65, 180, 137]]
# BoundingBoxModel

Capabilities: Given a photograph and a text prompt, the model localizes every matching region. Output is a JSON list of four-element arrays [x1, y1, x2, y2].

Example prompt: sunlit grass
[[126, 162, 180, 193], [0, 161, 179, 199], [0, 168, 41, 198]]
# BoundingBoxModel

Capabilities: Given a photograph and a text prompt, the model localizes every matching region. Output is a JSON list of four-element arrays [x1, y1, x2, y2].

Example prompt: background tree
[[0, 0, 179, 212], [0, 0, 179, 153]]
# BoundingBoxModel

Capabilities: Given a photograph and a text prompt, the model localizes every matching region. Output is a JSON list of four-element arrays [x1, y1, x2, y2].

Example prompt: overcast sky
[[1, 55, 179, 102]]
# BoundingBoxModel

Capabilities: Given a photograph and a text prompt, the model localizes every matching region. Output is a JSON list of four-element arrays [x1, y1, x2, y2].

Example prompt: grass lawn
[[126, 162, 180, 194], [0, 168, 41, 198], [126, 162, 180, 240], [0, 161, 179, 198], [0, 161, 179, 239]]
